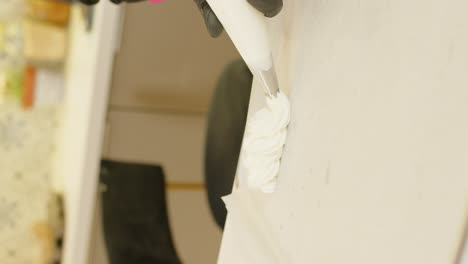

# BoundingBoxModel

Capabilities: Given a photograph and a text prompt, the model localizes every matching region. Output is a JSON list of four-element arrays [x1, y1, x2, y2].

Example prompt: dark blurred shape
[[100, 160, 181, 264], [78, 0, 100, 5], [205, 59, 252, 229], [108, 0, 146, 3], [77, 0, 146, 4], [247, 0, 283, 18], [193, 0, 224, 38]]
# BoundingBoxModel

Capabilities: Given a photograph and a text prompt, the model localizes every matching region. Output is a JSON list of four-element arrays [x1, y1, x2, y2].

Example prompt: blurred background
[[0, 0, 240, 263]]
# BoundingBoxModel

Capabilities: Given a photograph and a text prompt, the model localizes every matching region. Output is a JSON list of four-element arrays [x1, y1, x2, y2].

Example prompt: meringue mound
[[240, 91, 290, 193]]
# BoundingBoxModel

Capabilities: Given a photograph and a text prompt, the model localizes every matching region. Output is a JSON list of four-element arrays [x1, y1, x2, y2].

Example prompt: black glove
[[78, 0, 145, 5], [79, 0, 282, 38], [194, 0, 283, 37]]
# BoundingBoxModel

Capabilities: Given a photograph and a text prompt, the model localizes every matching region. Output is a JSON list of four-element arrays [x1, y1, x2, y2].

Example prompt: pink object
[[149, 0, 166, 3]]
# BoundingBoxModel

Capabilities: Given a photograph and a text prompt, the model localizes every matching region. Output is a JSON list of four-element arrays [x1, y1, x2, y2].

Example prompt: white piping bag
[[207, 0, 290, 193], [206, 0, 279, 96]]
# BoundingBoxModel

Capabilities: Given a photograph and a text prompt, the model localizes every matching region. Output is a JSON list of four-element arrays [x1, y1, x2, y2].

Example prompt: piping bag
[[207, 0, 290, 193], [206, 0, 279, 97], [205, 0, 291, 262]]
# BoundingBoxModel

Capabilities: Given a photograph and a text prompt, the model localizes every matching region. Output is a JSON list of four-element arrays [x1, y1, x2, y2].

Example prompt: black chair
[[100, 160, 181, 264]]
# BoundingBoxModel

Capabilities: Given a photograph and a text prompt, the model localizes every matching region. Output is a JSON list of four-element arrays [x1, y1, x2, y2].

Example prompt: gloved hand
[[79, 0, 145, 4], [78, 0, 282, 38], [194, 0, 283, 37]]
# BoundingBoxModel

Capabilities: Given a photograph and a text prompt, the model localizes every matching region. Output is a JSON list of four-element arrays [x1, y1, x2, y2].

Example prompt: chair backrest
[[100, 160, 181, 264]]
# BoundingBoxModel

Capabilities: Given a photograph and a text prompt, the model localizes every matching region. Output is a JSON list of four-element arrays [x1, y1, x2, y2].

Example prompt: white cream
[[240, 91, 290, 193]]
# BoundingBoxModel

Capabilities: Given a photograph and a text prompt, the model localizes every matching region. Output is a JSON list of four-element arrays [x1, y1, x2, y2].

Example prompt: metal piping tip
[[255, 66, 280, 97]]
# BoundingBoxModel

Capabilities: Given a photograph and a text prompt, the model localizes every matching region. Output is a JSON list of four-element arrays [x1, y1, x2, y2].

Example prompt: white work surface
[[219, 1, 468, 263]]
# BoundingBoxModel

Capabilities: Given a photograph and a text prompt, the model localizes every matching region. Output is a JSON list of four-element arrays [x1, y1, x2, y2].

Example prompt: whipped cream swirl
[[240, 91, 290, 193]]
